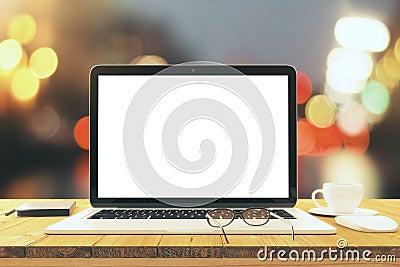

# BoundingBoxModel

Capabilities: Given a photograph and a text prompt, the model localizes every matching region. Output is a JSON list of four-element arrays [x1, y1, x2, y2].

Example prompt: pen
[[3, 209, 16, 216]]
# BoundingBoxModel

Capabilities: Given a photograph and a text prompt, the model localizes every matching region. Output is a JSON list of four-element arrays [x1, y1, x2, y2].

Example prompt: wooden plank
[[3, 257, 399, 267], [157, 235, 223, 258], [93, 235, 161, 257], [27, 235, 103, 258], [257, 233, 340, 261], [0, 246, 25, 258], [223, 234, 264, 258]]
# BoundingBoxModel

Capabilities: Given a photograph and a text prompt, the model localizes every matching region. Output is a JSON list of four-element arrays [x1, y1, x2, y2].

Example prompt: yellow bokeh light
[[375, 59, 398, 91], [131, 55, 167, 65], [11, 68, 40, 101], [306, 95, 337, 128], [29, 47, 58, 79], [322, 150, 381, 198], [335, 17, 390, 52], [0, 39, 23, 70], [7, 14, 37, 44], [394, 38, 400, 63], [382, 50, 400, 81]]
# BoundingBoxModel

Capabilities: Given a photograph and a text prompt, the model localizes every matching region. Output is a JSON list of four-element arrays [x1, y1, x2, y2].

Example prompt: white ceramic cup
[[311, 183, 363, 214]]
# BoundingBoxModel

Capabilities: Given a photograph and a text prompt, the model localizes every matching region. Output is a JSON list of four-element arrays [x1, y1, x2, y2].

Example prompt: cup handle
[[311, 189, 328, 209]]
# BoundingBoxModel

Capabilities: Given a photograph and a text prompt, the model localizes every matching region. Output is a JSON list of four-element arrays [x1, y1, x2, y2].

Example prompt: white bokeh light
[[335, 17, 390, 52]]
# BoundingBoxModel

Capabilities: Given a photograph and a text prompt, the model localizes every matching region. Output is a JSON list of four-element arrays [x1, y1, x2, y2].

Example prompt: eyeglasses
[[206, 208, 294, 244]]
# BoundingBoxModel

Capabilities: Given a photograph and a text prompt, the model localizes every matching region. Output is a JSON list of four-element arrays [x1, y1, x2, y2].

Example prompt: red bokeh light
[[297, 71, 313, 104], [343, 128, 370, 154], [308, 123, 342, 156], [298, 119, 316, 155], [74, 116, 89, 150]]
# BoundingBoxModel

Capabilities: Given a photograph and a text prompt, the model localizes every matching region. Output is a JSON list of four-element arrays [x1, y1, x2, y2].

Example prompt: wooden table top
[[0, 199, 399, 266]]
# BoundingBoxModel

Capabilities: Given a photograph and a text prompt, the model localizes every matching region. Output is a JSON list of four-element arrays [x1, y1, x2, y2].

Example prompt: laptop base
[[46, 207, 336, 235]]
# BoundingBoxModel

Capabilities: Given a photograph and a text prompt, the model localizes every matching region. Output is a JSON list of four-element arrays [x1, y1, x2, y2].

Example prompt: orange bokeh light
[[297, 71, 313, 104], [308, 123, 342, 156], [298, 119, 316, 155], [343, 128, 370, 154], [74, 116, 89, 150]]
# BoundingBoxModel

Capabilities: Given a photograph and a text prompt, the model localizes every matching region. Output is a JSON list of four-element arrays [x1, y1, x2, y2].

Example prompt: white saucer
[[308, 207, 378, 217]]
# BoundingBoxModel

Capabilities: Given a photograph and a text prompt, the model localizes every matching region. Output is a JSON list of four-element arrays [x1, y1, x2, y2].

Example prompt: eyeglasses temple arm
[[272, 212, 295, 240], [206, 214, 229, 244]]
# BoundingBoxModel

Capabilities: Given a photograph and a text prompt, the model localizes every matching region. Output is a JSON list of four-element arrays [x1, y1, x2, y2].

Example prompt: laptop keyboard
[[87, 209, 296, 220]]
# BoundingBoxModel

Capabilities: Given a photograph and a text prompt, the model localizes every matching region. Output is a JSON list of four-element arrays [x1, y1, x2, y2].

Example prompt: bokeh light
[[343, 128, 370, 154], [326, 48, 373, 93], [11, 68, 40, 101], [375, 58, 398, 91], [361, 80, 390, 115], [29, 47, 58, 79], [74, 116, 89, 150], [297, 71, 312, 104], [131, 55, 167, 65], [327, 48, 373, 91], [321, 150, 380, 198], [31, 107, 60, 139], [0, 39, 23, 70], [324, 83, 354, 105], [395, 38, 400, 62], [308, 123, 342, 156], [305, 95, 336, 128], [298, 119, 316, 156], [326, 73, 366, 94], [335, 17, 390, 52], [7, 14, 37, 44], [337, 102, 369, 136], [382, 50, 400, 82], [4, 174, 55, 199]]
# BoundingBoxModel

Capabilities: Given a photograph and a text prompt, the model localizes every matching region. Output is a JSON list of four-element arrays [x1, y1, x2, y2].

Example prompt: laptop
[[46, 64, 336, 235]]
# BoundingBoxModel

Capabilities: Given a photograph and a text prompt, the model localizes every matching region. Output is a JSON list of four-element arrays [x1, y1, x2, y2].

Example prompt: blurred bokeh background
[[1, 0, 399, 199]]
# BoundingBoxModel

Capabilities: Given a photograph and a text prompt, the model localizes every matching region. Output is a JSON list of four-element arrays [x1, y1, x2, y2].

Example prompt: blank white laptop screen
[[97, 75, 289, 199]]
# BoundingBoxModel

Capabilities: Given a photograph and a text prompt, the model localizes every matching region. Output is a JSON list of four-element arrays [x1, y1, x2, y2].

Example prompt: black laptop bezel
[[90, 65, 297, 208]]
